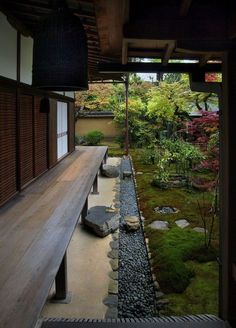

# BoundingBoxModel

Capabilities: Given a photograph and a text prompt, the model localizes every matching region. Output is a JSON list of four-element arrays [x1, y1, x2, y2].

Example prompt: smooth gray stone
[[149, 220, 169, 230], [175, 219, 190, 229], [109, 271, 118, 280], [83, 206, 120, 237], [101, 165, 119, 178], [108, 249, 119, 259], [105, 307, 118, 319], [103, 294, 118, 307]]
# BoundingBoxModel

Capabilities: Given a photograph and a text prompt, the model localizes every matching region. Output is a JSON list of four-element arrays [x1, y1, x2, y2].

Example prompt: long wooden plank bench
[[0, 146, 108, 328]]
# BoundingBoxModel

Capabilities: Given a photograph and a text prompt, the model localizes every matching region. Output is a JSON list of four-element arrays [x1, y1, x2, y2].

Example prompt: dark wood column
[[220, 49, 236, 324]]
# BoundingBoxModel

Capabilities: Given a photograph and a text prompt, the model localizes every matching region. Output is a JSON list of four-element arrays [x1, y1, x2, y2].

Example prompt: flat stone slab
[[124, 215, 140, 231], [175, 219, 190, 229], [83, 206, 120, 237], [108, 279, 118, 294], [105, 307, 118, 319], [110, 259, 119, 271], [123, 170, 132, 179], [108, 249, 119, 259], [103, 294, 118, 307], [109, 271, 118, 280], [101, 165, 119, 178], [193, 227, 208, 233], [149, 220, 169, 230]]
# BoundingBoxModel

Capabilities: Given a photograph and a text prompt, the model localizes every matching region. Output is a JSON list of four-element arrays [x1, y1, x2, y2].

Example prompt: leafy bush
[[114, 135, 125, 149], [139, 146, 160, 165], [85, 130, 104, 145], [75, 134, 85, 145]]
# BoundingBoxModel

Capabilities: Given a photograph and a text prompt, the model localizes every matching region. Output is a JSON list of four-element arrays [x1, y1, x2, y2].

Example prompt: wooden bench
[[0, 146, 108, 328]]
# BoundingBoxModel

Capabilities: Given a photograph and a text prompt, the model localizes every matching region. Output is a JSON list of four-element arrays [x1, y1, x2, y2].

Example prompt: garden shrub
[[85, 130, 104, 145], [75, 134, 85, 145], [115, 135, 125, 149], [139, 146, 160, 165]]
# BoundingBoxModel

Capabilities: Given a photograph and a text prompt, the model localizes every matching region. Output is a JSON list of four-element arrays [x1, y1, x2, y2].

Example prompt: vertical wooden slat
[[34, 96, 48, 176], [19, 94, 34, 187], [0, 88, 17, 206]]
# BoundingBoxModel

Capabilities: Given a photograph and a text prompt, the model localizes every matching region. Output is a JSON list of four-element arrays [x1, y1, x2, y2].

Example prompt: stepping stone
[[149, 220, 169, 230], [175, 219, 190, 229], [101, 165, 119, 178], [83, 206, 120, 237], [124, 216, 140, 231], [136, 171, 143, 175], [193, 227, 208, 233]]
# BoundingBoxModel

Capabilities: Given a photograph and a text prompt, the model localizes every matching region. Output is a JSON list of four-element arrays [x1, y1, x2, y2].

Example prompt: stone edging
[[103, 174, 121, 319]]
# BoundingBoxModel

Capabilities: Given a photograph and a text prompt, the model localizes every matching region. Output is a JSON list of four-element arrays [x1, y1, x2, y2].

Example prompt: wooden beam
[[124, 17, 228, 41], [199, 54, 212, 68], [162, 42, 175, 66], [98, 62, 222, 74], [179, 0, 192, 17], [122, 39, 128, 65]]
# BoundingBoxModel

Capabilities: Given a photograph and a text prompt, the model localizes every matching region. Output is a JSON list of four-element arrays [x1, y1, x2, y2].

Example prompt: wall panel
[[0, 88, 17, 205]]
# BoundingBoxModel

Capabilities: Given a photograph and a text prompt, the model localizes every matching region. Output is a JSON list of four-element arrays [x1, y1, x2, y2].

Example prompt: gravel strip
[[118, 157, 157, 318]]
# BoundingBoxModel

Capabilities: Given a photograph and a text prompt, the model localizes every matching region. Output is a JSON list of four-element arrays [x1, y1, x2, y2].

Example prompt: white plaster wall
[[65, 91, 75, 99], [20, 35, 33, 85], [0, 12, 17, 80]]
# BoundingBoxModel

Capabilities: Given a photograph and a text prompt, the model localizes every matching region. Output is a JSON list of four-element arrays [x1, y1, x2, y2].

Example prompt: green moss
[[130, 149, 219, 315], [163, 261, 219, 316]]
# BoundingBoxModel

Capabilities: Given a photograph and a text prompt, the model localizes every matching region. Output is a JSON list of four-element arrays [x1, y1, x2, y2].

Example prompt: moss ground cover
[[130, 148, 219, 315]]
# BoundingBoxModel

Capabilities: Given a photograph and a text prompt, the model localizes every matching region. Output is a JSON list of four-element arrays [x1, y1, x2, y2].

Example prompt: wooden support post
[[53, 252, 71, 303], [125, 74, 129, 156], [81, 197, 88, 223], [91, 173, 99, 194], [220, 48, 236, 324]]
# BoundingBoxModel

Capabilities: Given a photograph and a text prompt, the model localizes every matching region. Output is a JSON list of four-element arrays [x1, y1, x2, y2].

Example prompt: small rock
[[124, 215, 140, 231], [110, 240, 119, 249], [108, 249, 119, 259], [175, 219, 190, 229], [108, 279, 118, 294], [103, 294, 118, 307], [109, 271, 118, 280], [155, 291, 164, 299], [154, 281, 160, 290], [156, 299, 170, 308], [101, 165, 119, 178], [112, 232, 119, 241], [193, 227, 208, 233], [149, 220, 169, 230], [110, 259, 118, 271], [105, 307, 118, 319], [123, 171, 132, 179], [136, 171, 143, 175]]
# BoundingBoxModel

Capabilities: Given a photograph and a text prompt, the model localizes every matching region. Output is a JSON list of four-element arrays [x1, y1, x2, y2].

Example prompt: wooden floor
[[0, 146, 107, 328]]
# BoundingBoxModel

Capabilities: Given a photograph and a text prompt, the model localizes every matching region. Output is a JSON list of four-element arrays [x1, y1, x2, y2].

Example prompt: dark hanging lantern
[[32, 1, 88, 91]]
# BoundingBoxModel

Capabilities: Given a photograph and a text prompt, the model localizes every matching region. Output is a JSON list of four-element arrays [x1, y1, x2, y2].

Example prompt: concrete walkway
[[42, 157, 120, 319]]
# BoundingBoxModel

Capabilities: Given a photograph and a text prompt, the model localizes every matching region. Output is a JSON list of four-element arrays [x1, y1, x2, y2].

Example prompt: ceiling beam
[[124, 17, 228, 41], [162, 42, 175, 66], [179, 0, 192, 17], [98, 62, 222, 74]]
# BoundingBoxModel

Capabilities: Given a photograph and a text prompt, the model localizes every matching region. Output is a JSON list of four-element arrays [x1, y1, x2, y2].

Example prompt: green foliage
[[85, 130, 104, 145], [75, 134, 85, 145], [160, 138, 205, 175], [152, 149, 172, 187], [114, 135, 125, 149], [139, 146, 160, 164]]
